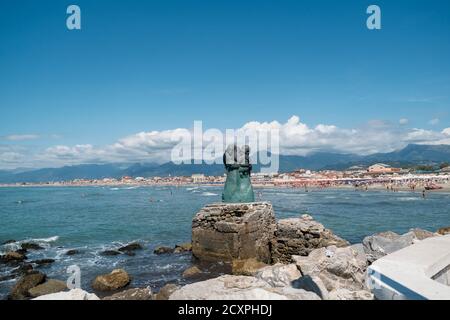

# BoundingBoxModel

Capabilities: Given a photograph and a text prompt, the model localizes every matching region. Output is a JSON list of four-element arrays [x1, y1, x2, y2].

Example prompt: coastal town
[[3, 163, 450, 192]]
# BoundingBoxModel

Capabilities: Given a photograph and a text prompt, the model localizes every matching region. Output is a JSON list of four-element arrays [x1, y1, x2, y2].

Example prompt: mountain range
[[0, 144, 449, 183]]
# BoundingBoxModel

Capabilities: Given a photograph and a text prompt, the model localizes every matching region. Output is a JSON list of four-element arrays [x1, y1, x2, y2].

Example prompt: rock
[[293, 245, 368, 292], [0, 274, 17, 282], [118, 242, 143, 252], [21, 243, 44, 250], [0, 251, 27, 263], [28, 279, 67, 298], [10, 272, 46, 300], [437, 226, 450, 235], [91, 269, 131, 291], [169, 275, 320, 300], [33, 288, 100, 300], [154, 246, 174, 254], [328, 288, 374, 300], [66, 249, 81, 256], [15, 249, 28, 255], [192, 202, 276, 263], [182, 266, 202, 278], [123, 251, 136, 256], [362, 231, 420, 263], [409, 228, 437, 240], [103, 287, 153, 300], [155, 283, 180, 300], [174, 243, 192, 253], [2, 240, 16, 245], [272, 214, 349, 263], [100, 250, 121, 256], [293, 275, 329, 300], [232, 258, 267, 276], [31, 259, 55, 266], [14, 263, 33, 275], [255, 264, 301, 287]]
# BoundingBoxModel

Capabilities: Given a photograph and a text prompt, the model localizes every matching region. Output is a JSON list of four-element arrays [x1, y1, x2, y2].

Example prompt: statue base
[[192, 202, 276, 264]]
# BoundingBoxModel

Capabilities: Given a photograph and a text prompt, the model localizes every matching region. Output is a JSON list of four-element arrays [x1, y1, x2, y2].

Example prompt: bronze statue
[[222, 144, 255, 203]]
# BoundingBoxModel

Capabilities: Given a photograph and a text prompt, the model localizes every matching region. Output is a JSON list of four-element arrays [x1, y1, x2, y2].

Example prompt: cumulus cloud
[[399, 118, 409, 125], [1, 116, 450, 170]]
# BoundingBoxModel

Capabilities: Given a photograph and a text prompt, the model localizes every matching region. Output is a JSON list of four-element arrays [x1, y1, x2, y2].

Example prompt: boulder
[[14, 263, 33, 275], [31, 259, 55, 266], [103, 287, 153, 300], [293, 275, 329, 300], [33, 288, 100, 300], [21, 243, 44, 250], [232, 258, 268, 276], [155, 283, 180, 300], [100, 250, 121, 256], [10, 272, 46, 300], [192, 202, 276, 263], [255, 264, 301, 287], [174, 243, 192, 253], [328, 288, 374, 300], [169, 275, 320, 300], [293, 245, 368, 292], [91, 269, 131, 291], [154, 246, 174, 254], [118, 242, 143, 252], [362, 230, 436, 263], [182, 266, 202, 278], [272, 214, 349, 263], [66, 249, 81, 256], [28, 279, 67, 298], [1, 251, 27, 263], [437, 226, 450, 235]]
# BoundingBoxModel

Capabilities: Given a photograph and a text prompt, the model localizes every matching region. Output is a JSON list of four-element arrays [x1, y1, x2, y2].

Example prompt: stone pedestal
[[192, 202, 276, 264]]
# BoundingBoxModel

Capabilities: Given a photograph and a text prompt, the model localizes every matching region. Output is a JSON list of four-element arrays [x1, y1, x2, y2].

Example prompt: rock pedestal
[[192, 202, 276, 264]]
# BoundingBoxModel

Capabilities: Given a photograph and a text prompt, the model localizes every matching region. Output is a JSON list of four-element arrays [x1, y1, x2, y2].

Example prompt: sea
[[1, 185, 449, 299]]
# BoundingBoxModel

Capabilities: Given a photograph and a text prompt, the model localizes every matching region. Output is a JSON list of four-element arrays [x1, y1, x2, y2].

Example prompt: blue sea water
[[1, 186, 449, 299]]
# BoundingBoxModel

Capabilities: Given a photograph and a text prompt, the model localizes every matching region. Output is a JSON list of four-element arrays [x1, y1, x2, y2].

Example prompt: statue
[[222, 144, 255, 203]]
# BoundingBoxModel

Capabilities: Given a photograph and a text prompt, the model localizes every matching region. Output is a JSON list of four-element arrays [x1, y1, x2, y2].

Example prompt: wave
[[201, 192, 218, 196], [186, 187, 199, 191]]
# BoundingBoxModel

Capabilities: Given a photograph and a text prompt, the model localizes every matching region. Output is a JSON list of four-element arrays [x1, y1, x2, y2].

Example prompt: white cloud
[[1, 116, 450, 170], [2, 134, 40, 141], [399, 118, 409, 125]]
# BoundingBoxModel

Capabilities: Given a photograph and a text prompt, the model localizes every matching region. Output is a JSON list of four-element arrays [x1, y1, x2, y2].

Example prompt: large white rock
[[255, 263, 301, 287], [169, 275, 320, 300], [328, 288, 374, 300], [33, 288, 100, 300]]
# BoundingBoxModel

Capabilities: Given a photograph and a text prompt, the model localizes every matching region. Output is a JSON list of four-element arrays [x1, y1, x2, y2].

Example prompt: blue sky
[[0, 0, 450, 169]]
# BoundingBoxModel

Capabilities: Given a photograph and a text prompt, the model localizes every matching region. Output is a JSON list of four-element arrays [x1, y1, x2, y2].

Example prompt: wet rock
[[0, 274, 17, 282], [1, 251, 27, 264], [169, 275, 320, 300], [103, 287, 153, 300], [28, 279, 67, 298], [2, 240, 16, 245], [15, 249, 28, 255], [232, 258, 268, 276], [155, 283, 180, 300], [437, 226, 450, 235], [100, 250, 121, 256], [174, 243, 192, 253], [192, 202, 276, 264], [14, 263, 34, 275], [272, 214, 350, 263], [123, 251, 136, 256], [91, 269, 131, 292], [33, 288, 100, 300], [182, 266, 202, 278], [31, 259, 55, 266], [328, 288, 374, 300], [293, 245, 368, 292], [255, 264, 301, 287], [65, 249, 81, 256], [154, 246, 174, 254], [118, 242, 143, 252], [21, 243, 44, 250], [10, 271, 46, 300]]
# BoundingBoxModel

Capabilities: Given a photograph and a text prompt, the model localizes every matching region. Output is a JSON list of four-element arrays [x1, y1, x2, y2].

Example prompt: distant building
[[192, 174, 206, 183], [367, 163, 401, 174]]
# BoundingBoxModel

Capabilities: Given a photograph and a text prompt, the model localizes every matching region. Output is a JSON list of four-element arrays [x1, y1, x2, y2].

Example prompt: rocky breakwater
[[192, 202, 276, 264], [272, 214, 349, 263]]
